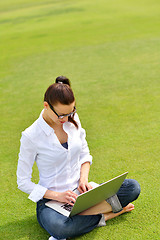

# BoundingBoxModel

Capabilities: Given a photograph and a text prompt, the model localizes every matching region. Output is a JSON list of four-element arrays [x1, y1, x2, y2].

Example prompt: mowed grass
[[1, 0, 160, 239]]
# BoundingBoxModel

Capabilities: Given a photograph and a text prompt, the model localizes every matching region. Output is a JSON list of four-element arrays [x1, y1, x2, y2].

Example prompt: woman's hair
[[44, 76, 78, 128]]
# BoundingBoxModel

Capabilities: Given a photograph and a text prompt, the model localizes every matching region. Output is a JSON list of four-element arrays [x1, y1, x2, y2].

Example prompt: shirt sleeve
[[75, 114, 93, 165], [17, 133, 47, 202]]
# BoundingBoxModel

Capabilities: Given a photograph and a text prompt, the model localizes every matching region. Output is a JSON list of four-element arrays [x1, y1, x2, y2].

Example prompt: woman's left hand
[[78, 179, 93, 194]]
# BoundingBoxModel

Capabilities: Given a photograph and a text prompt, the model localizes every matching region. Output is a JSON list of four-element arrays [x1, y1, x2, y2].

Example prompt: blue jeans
[[36, 179, 140, 239]]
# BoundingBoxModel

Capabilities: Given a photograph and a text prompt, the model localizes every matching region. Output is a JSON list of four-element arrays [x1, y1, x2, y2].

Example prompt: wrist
[[53, 191, 61, 201], [44, 189, 59, 201], [80, 176, 88, 182]]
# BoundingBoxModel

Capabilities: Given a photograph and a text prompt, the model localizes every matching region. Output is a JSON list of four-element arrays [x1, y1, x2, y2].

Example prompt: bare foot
[[123, 203, 134, 213], [104, 203, 134, 221]]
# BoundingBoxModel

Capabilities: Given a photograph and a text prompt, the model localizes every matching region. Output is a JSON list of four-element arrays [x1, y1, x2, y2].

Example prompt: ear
[[44, 101, 49, 109]]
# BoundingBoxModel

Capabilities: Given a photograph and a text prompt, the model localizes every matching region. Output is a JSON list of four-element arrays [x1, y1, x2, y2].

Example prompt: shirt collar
[[38, 110, 54, 136]]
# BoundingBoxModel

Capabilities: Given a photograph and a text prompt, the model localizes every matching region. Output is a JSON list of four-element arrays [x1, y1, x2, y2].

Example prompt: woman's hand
[[56, 190, 78, 206], [78, 179, 93, 194], [43, 189, 77, 205]]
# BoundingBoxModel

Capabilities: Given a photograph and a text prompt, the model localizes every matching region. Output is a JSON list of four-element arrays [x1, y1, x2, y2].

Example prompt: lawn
[[0, 0, 160, 239]]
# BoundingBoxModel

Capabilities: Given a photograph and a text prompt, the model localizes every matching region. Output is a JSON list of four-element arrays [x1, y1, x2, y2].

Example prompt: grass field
[[1, 0, 160, 239]]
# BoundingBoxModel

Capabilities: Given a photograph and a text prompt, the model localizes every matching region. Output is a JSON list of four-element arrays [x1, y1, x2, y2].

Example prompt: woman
[[17, 76, 140, 240]]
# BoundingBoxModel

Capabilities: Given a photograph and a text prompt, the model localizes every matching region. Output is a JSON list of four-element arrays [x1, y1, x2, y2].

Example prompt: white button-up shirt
[[17, 111, 92, 202]]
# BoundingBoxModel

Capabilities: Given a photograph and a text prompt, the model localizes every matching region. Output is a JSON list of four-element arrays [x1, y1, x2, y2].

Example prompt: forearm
[[43, 189, 59, 201], [79, 161, 90, 182], [78, 162, 92, 193]]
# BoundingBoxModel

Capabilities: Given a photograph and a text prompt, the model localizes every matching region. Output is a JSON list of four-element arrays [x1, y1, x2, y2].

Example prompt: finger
[[66, 199, 74, 206], [66, 196, 76, 205], [86, 183, 93, 191], [70, 191, 78, 199], [77, 186, 83, 194], [68, 190, 78, 198], [78, 186, 83, 193], [79, 184, 87, 193], [66, 191, 77, 202]]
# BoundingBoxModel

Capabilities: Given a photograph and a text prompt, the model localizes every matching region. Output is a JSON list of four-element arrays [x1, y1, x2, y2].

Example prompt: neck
[[42, 110, 57, 129]]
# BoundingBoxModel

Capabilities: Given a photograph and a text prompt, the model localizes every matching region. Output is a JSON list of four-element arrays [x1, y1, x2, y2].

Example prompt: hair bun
[[55, 76, 71, 86]]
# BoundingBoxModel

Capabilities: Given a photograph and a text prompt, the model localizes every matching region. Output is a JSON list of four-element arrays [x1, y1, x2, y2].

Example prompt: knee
[[52, 220, 66, 239], [47, 217, 68, 239], [130, 179, 141, 201], [39, 208, 70, 239], [47, 217, 75, 239]]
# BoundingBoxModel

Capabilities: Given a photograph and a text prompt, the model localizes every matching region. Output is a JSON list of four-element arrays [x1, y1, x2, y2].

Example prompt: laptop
[[45, 172, 128, 217]]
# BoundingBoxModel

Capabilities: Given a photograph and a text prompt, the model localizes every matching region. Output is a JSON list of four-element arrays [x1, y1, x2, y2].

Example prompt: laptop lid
[[70, 172, 128, 216]]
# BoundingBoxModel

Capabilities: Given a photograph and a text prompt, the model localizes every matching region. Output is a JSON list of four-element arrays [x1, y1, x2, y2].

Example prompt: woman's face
[[44, 101, 75, 125]]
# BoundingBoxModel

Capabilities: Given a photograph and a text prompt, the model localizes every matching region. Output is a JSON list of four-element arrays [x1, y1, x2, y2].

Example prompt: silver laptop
[[45, 172, 128, 217]]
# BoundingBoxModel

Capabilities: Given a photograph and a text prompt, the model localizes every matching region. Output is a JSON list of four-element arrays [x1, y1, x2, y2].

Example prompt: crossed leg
[[79, 200, 134, 221], [80, 178, 140, 221]]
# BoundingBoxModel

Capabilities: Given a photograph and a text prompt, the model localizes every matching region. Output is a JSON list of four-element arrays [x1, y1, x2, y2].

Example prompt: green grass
[[1, 0, 160, 239]]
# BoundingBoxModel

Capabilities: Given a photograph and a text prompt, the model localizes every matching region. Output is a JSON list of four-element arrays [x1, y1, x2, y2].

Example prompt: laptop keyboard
[[61, 203, 73, 212]]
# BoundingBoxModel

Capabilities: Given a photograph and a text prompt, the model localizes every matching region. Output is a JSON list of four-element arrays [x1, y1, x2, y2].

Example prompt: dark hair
[[55, 76, 70, 85], [44, 76, 78, 128]]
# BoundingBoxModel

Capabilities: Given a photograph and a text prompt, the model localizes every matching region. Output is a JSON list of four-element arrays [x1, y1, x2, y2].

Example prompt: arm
[[74, 114, 92, 166], [74, 114, 93, 193], [17, 133, 47, 202], [78, 162, 93, 194], [17, 133, 77, 204]]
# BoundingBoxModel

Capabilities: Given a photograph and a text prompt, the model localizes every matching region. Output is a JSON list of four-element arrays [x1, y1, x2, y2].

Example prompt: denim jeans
[[36, 179, 140, 239]]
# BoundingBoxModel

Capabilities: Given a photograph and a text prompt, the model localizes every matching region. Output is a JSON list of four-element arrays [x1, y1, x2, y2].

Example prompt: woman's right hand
[[56, 190, 78, 205]]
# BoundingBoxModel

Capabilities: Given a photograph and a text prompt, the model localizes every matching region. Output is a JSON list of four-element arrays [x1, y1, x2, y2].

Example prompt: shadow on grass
[[1, 215, 48, 240], [1, 212, 131, 240]]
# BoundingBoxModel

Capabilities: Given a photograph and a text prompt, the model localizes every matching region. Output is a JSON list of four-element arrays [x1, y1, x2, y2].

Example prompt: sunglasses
[[48, 102, 76, 119]]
